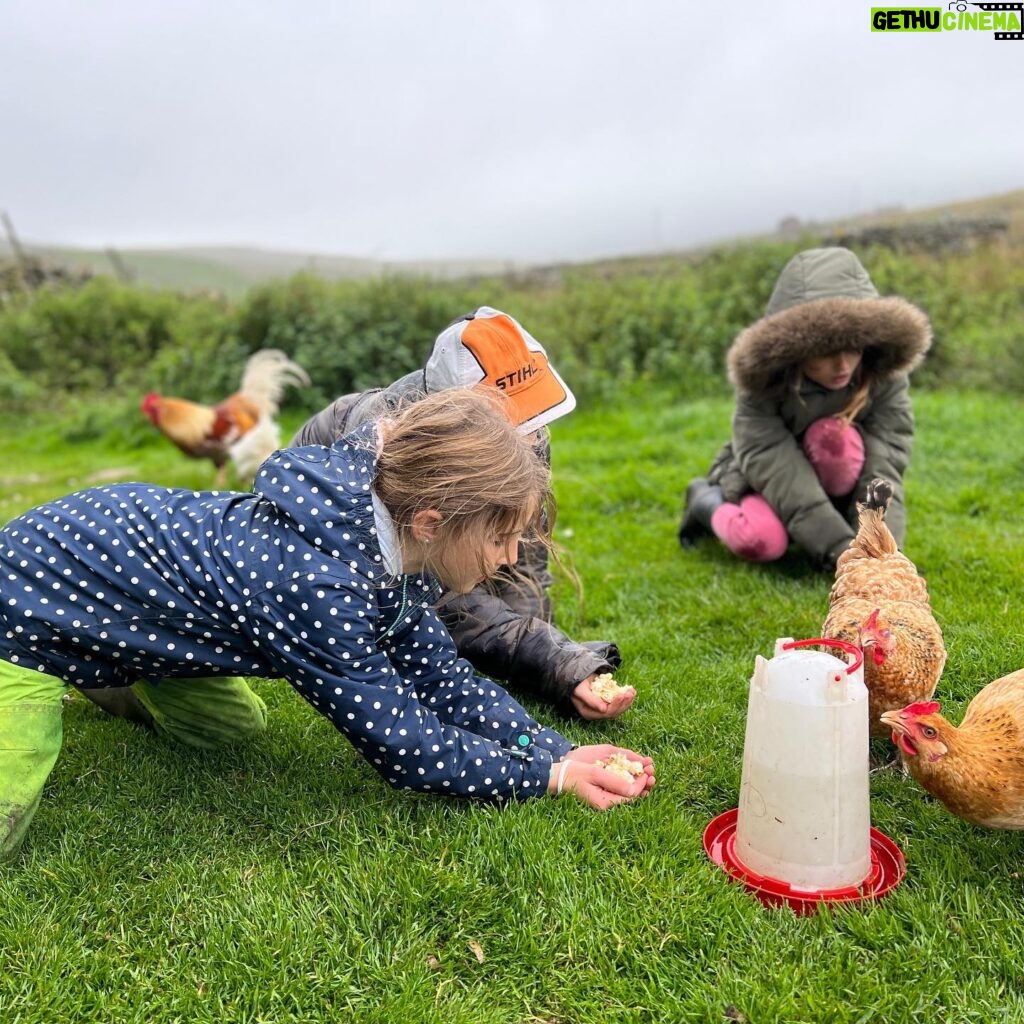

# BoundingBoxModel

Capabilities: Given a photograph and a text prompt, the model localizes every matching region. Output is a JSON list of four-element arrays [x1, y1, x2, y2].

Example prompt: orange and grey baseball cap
[[424, 307, 576, 434]]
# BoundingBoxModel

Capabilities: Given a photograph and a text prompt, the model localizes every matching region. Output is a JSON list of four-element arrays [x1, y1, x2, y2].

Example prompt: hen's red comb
[[904, 700, 941, 716]]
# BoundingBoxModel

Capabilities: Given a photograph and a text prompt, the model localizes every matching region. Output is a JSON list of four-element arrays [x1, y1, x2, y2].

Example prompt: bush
[[235, 274, 478, 408], [0, 348, 39, 405], [1, 241, 1021, 428], [865, 244, 1024, 391], [0, 278, 230, 399]]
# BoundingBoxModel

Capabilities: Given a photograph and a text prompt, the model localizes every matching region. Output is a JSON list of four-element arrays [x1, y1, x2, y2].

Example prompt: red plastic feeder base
[[703, 808, 906, 915]]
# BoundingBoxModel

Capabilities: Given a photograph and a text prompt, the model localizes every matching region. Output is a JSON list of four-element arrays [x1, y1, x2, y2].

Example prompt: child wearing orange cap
[[289, 307, 633, 721]]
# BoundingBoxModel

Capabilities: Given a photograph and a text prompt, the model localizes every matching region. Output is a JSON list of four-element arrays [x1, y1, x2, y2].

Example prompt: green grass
[[1, 390, 1023, 1023]]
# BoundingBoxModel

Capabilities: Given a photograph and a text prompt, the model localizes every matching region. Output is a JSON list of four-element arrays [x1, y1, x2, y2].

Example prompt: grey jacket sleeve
[[289, 395, 362, 447], [851, 375, 915, 546], [290, 375, 427, 448], [436, 586, 621, 709]]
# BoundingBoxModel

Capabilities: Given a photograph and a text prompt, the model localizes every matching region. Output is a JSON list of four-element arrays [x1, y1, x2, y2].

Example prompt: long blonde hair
[[373, 387, 555, 579], [838, 377, 871, 423]]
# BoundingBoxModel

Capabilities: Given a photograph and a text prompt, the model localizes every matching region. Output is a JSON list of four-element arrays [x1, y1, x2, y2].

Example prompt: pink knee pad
[[802, 417, 866, 496], [710, 494, 789, 562]]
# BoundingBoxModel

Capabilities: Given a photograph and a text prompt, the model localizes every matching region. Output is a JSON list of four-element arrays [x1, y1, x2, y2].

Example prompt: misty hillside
[[2, 189, 1021, 296]]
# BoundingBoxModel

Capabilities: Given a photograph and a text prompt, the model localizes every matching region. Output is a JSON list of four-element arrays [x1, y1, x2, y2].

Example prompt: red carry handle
[[781, 637, 864, 675]]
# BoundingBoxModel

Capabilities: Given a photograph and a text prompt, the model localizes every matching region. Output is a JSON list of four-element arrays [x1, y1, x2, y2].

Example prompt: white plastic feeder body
[[735, 637, 871, 891]]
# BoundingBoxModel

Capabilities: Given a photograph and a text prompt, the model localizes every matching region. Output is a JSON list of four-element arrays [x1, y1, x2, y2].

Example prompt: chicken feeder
[[704, 637, 905, 914]]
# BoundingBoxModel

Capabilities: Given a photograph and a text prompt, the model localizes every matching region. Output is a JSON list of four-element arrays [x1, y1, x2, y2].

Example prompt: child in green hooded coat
[[679, 247, 932, 571]]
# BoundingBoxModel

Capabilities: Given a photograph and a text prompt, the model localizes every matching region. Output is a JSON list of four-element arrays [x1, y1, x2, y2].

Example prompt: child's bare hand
[[571, 675, 636, 720], [549, 744, 655, 810]]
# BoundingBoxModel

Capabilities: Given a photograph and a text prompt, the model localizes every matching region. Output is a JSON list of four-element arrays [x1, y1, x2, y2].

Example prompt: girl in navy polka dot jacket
[[0, 388, 654, 859]]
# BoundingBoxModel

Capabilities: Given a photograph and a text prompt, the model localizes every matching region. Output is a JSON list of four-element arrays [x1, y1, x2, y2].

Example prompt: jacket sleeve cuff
[[505, 726, 572, 800], [508, 724, 573, 760]]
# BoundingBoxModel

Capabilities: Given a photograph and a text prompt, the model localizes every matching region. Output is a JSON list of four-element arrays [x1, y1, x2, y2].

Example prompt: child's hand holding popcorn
[[548, 744, 655, 810], [571, 672, 636, 721]]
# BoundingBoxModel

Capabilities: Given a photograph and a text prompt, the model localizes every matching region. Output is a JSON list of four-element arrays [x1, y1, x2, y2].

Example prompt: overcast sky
[[3, 0, 1022, 264]]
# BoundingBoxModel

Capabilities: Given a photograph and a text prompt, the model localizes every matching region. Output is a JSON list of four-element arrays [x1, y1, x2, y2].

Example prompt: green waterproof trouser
[[0, 658, 267, 861]]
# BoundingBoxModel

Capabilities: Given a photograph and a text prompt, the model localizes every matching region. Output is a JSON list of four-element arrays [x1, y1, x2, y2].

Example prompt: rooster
[[881, 669, 1024, 829], [821, 478, 946, 738], [141, 348, 310, 486]]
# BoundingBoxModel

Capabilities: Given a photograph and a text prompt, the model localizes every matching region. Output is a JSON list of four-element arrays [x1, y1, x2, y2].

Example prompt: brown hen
[[141, 349, 309, 485], [821, 478, 946, 738], [881, 669, 1024, 829]]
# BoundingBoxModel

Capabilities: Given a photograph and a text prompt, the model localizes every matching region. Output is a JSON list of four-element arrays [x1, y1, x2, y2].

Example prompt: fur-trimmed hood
[[727, 247, 932, 396]]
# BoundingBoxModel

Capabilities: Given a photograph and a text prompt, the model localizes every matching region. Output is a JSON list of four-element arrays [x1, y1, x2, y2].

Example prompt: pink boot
[[711, 494, 789, 563], [802, 418, 866, 496]]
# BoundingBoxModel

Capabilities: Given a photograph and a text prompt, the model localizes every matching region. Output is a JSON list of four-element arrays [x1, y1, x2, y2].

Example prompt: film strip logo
[[961, 1, 1024, 38]]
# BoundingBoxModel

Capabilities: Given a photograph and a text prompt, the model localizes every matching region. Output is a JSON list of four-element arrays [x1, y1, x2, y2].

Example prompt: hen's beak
[[879, 710, 915, 756]]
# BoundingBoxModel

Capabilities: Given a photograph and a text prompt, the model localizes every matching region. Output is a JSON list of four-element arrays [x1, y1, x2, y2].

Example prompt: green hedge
[[1, 241, 1021, 428]]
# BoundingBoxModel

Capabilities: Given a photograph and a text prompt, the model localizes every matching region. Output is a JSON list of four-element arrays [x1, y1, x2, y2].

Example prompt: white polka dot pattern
[[0, 427, 571, 801]]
